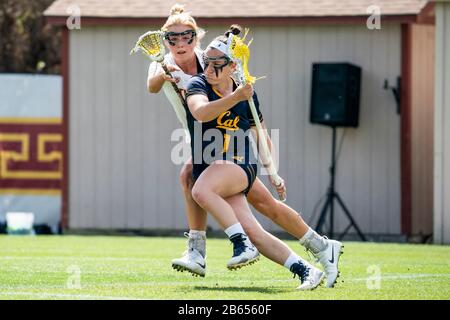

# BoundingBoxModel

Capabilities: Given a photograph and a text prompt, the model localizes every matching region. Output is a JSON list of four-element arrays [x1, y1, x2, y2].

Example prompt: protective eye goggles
[[202, 54, 231, 69], [164, 30, 197, 46], [202, 54, 231, 68], [202, 54, 232, 76]]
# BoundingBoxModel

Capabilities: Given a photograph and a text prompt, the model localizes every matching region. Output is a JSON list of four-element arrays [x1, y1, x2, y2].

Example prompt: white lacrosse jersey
[[148, 47, 205, 133]]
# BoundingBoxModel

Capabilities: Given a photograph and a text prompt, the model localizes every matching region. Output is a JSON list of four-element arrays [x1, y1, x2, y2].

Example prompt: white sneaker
[[227, 233, 260, 270], [313, 239, 344, 288], [172, 232, 206, 277], [172, 248, 206, 277], [290, 261, 324, 290]]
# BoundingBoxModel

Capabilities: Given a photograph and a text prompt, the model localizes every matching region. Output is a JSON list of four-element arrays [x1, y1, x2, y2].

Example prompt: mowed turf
[[0, 235, 449, 300]]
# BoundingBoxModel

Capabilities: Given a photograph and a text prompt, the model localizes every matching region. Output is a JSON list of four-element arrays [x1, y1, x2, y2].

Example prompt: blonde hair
[[161, 4, 205, 46]]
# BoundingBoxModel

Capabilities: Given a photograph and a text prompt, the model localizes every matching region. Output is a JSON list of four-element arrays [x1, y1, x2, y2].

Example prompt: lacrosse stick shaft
[[226, 31, 285, 200], [246, 96, 286, 202], [159, 61, 190, 132], [160, 62, 185, 104]]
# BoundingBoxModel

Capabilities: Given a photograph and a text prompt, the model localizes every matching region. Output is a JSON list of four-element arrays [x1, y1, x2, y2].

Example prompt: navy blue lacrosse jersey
[[185, 74, 264, 173]]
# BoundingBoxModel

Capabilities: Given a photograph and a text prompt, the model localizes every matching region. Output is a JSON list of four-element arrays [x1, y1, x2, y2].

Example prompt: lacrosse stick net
[[130, 31, 188, 130]]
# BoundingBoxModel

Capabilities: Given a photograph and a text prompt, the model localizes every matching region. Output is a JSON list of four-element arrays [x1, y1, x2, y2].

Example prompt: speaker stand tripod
[[315, 126, 367, 241]]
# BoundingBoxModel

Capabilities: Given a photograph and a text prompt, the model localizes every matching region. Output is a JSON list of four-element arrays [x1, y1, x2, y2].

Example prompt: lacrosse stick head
[[130, 30, 166, 62], [227, 29, 257, 85]]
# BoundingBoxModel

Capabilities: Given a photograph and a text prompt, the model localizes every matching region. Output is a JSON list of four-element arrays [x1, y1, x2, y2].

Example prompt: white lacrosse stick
[[227, 30, 286, 201]]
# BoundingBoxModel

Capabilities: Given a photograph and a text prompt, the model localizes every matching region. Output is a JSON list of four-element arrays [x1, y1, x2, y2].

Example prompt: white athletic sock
[[299, 227, 314, 244], [283, 253, 300, 270], [188, 230, 206, 257], [224, 223, 245, 238], [284, 253, 312, 271], [299, 227, 328, 254], [189, 230, 206, 237], [225, 223, 253, 248]]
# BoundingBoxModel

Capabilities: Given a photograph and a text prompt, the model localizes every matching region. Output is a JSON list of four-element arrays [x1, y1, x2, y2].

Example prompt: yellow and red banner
[[0, 74, 63, 231], [0, 118, 63, 195]]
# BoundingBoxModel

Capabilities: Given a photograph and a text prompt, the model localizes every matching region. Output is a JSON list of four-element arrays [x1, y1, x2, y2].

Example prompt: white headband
[[207, 40, 229, 57]]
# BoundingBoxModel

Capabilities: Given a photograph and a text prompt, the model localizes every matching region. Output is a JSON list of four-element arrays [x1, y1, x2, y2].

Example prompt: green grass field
[[0, 235, 449, 300]]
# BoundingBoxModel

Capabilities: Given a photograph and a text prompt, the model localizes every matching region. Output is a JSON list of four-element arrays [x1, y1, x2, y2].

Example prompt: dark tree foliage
[[0, 0, 61, 74]]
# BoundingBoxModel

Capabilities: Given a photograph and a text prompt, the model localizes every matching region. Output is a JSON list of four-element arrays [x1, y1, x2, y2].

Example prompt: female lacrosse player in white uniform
[[147, 4, 343, 288]]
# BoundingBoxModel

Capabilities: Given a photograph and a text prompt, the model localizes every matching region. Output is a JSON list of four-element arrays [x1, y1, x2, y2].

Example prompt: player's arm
[[147, 62, 180, 94], [187, 83, 253, 122]]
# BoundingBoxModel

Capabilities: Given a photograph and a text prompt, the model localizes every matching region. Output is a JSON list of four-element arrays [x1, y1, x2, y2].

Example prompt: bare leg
[[247, 177, 343, 288], [179, 158, 207, 230], [225, 194, 291, 266], [191, 161, 261, 269], [191, 161, 249, 229], [225, 194, 325, 290], [171, 159, 209, 277], [247, 177, 309, 238]]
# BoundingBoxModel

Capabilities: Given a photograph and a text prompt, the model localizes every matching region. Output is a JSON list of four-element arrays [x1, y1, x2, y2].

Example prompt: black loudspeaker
[[310, 63, 361, 127]]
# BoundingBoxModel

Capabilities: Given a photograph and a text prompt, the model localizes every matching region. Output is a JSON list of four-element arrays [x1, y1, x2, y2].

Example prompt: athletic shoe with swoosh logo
[[172, 248, 206, 277], [172, 233, 207, 277], [313, 239, 344, 287]]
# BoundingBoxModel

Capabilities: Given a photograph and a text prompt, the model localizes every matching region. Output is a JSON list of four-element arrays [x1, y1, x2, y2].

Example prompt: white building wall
[[68, 24, 401, 235], [434, 1, 450, 244]]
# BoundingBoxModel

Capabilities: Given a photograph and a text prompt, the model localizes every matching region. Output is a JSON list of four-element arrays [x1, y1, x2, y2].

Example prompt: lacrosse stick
[[227, 30, 286, 201], [130, 31, 188, 130]]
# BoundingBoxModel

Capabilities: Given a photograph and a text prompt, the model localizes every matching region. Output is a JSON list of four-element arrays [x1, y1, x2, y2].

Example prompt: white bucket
[[6, 212, 35, 235]]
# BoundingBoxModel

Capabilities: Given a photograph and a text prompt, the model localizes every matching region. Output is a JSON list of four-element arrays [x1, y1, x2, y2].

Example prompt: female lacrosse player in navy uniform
[[184, 29, 327, 289], [147, 4, 343, 289]]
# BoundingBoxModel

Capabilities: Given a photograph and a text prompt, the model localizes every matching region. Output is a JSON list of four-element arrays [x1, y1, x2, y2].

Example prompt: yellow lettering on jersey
[[217, 111, 240, 131]]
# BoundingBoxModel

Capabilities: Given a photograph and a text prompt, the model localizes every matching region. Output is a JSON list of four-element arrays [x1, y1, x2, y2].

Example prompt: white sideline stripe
[[0, 291, 145, 300], [106, 273, 450, 287], [132, 273, 450, 286], [1, 274, 448, 292], [0, 256, 151, 261], [350, 273, 450, 281], [1, 274, 448, 299]]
